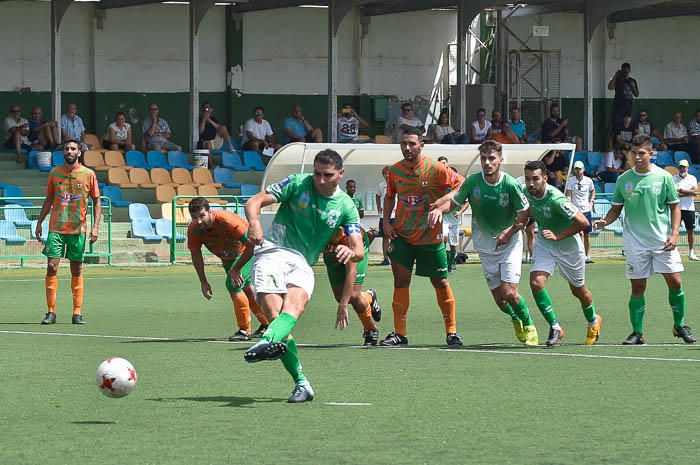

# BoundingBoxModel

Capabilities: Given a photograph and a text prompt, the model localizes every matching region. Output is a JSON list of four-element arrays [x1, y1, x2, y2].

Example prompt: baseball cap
[[573, 160, 585, 169], [678, 159, 689, 167]]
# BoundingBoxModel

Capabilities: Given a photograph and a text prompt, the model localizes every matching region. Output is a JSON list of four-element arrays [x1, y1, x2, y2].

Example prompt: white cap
[[573, 160, 585, 169], [678, 159, 689, 167]]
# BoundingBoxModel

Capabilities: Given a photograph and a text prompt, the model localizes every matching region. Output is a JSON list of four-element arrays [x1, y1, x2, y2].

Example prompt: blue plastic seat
[[240, 184, 260, 196], [4, 204, 32, 227], [168, 151, 195, 171], [603, 183, 616, 194], [155, 218, 186, 242], [0, 220, 27, 244], [131, 219, 162, 242], [30, 219, 49, 242], [674, 151, 691, 165], [242, 151, 266, 171], [128, 203, 156, 225], [655, 150, 674, 167], [102, 186, 132, 208], [52, 151, 64, 167], [1, 186, 32, 206], [587, 152, 603, 171], [147, 151, 174, 171], [593, 181, 603, 194], [27, 150, 41, 169], [213, 167, 242, 188], [125, 150, 151, 170], [222, 151, 251, 172]]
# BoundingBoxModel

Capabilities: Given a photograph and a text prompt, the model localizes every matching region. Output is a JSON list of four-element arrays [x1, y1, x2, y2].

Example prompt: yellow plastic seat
[[172, 168, 197, 186], [199, 184, 227, 204], [84, 151, 109, 171], [375, 135, 392, 144], [129, 168, 157, 188], [177, 184, 198, 204], [150, 168, 177, 187], [156, 185, 177, 204], [104, 150, 131, 171], [665, 166, 679, 176], [84, 133, 106, 153], [192, 168, 222, 188], [108, 167, 137, 188]]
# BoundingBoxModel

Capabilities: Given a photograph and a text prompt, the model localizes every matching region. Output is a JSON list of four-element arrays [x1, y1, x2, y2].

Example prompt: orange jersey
[[187, 210, 248, 261], [386, 156, 462, 245], [46, 164, 100, 235]]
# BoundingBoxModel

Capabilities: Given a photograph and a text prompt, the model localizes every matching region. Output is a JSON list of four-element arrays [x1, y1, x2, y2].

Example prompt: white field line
[[324, 402, 373, 406], [1, 330, 699, 363]]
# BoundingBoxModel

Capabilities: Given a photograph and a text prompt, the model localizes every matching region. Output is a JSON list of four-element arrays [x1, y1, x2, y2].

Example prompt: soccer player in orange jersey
[[380, 127, 463, 346], [187, 197, 269, 341], [36, 140, 101, 325]]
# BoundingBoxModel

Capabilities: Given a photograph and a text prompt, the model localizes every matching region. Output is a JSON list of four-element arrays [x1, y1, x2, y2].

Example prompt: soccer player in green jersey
[[523, 160, 602, 346], [432, 140, 538, 346], [345, 179, 364, 218], [235, 149, 364, 403], [594, 135, 696, 344]]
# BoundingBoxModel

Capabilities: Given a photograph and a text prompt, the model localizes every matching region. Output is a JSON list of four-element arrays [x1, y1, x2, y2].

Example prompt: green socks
[[669, 288, 686, 328], [533, 288, 558, 327], [280, 337, 306, 383], [498, 303, 519, 321], [628, 296, 646, 333], [512, 296, 534, 326], [448, 249, 456, 267], [262, 312, 297, 343], [582, 302, 597, 324]]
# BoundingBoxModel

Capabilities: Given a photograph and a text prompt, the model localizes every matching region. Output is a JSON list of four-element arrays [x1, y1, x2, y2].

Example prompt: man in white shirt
[[4, 105, 30, 163], [375, 165, 396, 265], [673, 159, 699, 260], [393, 103, 425, 142], [664, 112, 691, 154], [241, 106, 279, 153], [565, 161, 596, 263]]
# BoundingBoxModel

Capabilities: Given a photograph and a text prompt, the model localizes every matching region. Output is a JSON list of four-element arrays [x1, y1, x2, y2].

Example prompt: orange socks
[[71, 276, 84, 315], [249, 298, 269, 326], [46, 276, 58, 313], [354, 291, 376, 331], [231, 293, 253, 333], [392, 287, 410, 336], [435, 285, 457, 334]]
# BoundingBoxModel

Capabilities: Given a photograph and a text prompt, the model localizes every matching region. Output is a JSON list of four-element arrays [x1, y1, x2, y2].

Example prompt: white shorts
[[442, 217, 460, 246], [479, 239, 523, 290], [625, 248, 684, 279], [531, 241, 586, 287], [252, 246, 315, 299]]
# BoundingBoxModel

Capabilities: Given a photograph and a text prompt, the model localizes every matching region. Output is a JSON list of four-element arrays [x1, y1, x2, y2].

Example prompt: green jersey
[[265, 173, 361, 265], [350, 195, 364, 212], [453, 172, 529, 252], [612, 165, 680, 251], [526, 185, 582, 254]]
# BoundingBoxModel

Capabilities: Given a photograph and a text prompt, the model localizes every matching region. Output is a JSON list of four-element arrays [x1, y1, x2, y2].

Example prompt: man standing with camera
[[608, 63, 639, 132]]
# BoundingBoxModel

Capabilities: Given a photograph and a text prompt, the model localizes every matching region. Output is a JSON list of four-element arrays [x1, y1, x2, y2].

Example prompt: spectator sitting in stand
[[283, 105, 323, 144], [28, 106, 59, 151], [61, 103, 91, 148], [469, 108, 492, 144], [597, 143, 630, 184], [688, 109, 700, 164], [542, 149, 569, 190], [198, 102, 234, 152], [4, 105, 30, 163], [508, 107, 528, 143], [142, 103, 182, 152], [337, 103, 369, 143], [633, 109, 667, 150], [490, 109, 518, 144], [104, 111, 135, 151], [241, 106, 280, 153], [393, 102, 425, 141], [427, 110, 466, 144], [540, 103, 583, 151], [613, 113, 635, 146], [664, 111, 692, 154]]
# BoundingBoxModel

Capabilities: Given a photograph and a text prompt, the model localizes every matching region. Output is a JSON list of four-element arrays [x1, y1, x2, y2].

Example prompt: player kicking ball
[[594, 135, 696, 345], [522, 161, 602, 346], [187, 197, 269, 341], [236, 149, 364, 403]]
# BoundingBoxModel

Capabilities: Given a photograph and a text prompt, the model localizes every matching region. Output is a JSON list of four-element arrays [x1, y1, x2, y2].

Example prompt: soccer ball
[[95, 357, 137, 398]]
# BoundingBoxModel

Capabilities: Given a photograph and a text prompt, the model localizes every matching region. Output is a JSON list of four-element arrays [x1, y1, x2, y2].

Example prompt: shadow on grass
[[71, 421, 117, 425], [120, 338, 221, 344], [147, 396, 286, 408]]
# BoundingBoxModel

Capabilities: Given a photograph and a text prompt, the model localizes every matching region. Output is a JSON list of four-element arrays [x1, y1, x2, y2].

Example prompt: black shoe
[[288, 383, 315, 403], [546, 326, 564, 347], [244, 339, 288, 363], [229, 330, 251, 341], [41, 312, 56, 325], [446, 332, 463, 346], [379, 332, 408, 346], [622, 332, 646, 345], [367, 289, 382, 322], [362, 328, 379, 346], [673, 326, 697, 344], [251, 324, 268, 339], [448, 265, 456, 274], [71, 314, 85, 325]]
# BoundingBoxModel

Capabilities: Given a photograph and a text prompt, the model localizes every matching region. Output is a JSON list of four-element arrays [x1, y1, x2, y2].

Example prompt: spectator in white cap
[[565, 160, 596, 263], [673, 158, 699, 260]]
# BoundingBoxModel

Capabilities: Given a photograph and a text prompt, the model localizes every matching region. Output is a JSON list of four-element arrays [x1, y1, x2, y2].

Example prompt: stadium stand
[[102, 185, 132, 207], [129, 168, 157, 188], [4, 204, 32, 227], [84, 133, 105, 153], [192, 168, 221, 188], [167, 151, 195, 171], [0, 220, 27, 244], [213, 167, 241, 188], [150, 167, 177, 187], [1, 186, 32, 206], [29, 219, 49, 243], [155, 218, 186, 242], [240, 184, 260, 196], [655, 150, 674, 167], [130, 218, 162, 242], [105, 150, 132, 171], [172, 168, 198, 186], [108, 167, 138, 188], [129, 203, 157, 225], [198, 184, 226, 204], [125, 150, 151, 170], [222, 151, 251, 171], [156, 185, 177, 204], [147, 151, 174, 171], [84, 151, 110, 172], [243, 151, 266, 171]]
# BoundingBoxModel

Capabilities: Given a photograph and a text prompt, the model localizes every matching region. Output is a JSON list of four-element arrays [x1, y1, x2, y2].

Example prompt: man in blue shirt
[[508, 107, 528, 143], [282, 105, 323, 144], [60, 103, 86, 144]]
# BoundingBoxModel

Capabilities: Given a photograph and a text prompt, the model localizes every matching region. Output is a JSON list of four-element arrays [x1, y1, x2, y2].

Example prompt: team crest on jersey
[[407, 195, 419, 206], [624, 182, 634, 193], [325, 209, 341, 227], [421, 180, 428, 188], [473, 187, 482, 200], [298, 191, 310, 210], [652, 181, 662, 195], [499, 193, 509, 207], [543, 206, 552, 219]]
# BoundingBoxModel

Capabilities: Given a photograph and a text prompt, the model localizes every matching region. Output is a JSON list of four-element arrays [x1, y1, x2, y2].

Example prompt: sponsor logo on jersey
[[499, 193, 509, 207], [624, 181, 634, 193], [325, 209, 341, 228], [473, 187, 481, 201]]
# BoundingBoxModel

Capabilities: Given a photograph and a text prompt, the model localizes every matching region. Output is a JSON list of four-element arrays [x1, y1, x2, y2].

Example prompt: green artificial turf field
[[1, 262, 698, 465]]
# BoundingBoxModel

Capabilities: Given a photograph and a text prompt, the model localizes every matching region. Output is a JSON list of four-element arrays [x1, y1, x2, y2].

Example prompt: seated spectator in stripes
[[491, 109, 518, 144], [198, 102, 234, 151], [4, 104, 30, 163], [142, 102, 182, 152], [664, 111, 692, 155], [61, 103, 88, 146], [613, 113, 634, 146], [28, 106, 59, 151], [541, 103, 582, 151], [427, 110, 466, 144], [508, 107, 528, 143], [337, 103, 369, 143], [283, 104, 323, 144], [469, 108, 492, 143], [688, 109, 700, 163], [633, 109, 667, 150], [241, 106, 280, 153], [104, 111, 135, 151], [598, 143, 630, 184]]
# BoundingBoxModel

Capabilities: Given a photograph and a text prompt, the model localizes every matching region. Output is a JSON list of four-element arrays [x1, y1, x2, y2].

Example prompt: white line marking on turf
[[325, 402, 373, 406], [0, 275, 182, 283], [2, 330, 698, 363]]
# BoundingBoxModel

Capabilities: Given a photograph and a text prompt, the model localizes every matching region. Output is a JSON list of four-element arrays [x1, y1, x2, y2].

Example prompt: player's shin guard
[[669, 288, 686, 328], [582, 302, 597, 324], [392, 287, 410, 336], [249, 298, 269, 326], [45, 276, 58, 313], [280, 336, 306, 383], [70, 276, 83, 315], [232, 293, 253, 334], [263, 312, 297, 342], [533, 288, 558, 326], [355, 292, 376, 330], [628, 295, 646, 334], [512, 296, 534, 326], [435, 285, 457, 334]]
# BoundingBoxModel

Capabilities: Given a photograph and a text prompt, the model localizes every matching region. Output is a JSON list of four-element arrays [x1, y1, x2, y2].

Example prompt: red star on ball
[[100, 376, 116, 392], [128, 368, 137, 382]]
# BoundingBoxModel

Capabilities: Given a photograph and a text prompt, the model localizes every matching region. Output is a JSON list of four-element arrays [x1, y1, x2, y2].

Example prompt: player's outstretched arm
[[429, 190, 457, 213], [593, 204, 623, 230], [190, 249, 212, 299], [34, 196, 53, 243], [244, 191, 277, 245], [335, 260, 357, 330]]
